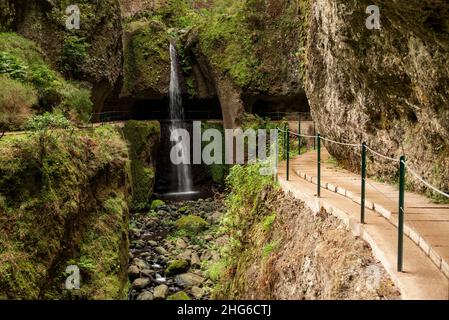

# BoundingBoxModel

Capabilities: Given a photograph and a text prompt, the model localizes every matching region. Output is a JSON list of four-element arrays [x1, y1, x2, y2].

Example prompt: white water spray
[[168, 43, 193, 192]]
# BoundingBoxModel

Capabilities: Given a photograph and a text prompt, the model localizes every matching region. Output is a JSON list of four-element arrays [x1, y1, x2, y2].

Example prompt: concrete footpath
[[278, 150, 449, 300]]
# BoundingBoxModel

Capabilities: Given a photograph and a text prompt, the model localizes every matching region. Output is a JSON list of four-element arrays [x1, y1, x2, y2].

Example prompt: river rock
[[155, 246, 168, 255], [176, 238, 187, 249], [165, 259, 189, 276], [133, 278, 151, 290], [177, 249, 193, 262], [175, 273, 205, 288], [128, 265, 140, 279], [167, 291, 191, 300], [153, 284, 169, 300], [133, 258, 149, 270], [191, 252, 201, 268], [137, 291, 154, 301], [148, 240, 158, 247], [191, 286, 204, 299]]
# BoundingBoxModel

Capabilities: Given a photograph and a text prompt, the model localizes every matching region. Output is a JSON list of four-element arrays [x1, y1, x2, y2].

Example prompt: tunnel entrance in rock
[[103, 96, 223, 122], [245, 93, 311, 120]]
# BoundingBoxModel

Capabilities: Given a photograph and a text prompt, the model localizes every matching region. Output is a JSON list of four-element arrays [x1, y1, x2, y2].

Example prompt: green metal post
[[298, 113, 301, 155], [286, 128, 290, 181], [317, 133, 321, 198], [398, 155, 406, 272], [313, 123, 316, 150], [361, 142, 367, 224]]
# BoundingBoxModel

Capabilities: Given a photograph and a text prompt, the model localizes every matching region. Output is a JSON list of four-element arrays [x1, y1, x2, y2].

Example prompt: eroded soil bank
[[219, 187, 400, 300]]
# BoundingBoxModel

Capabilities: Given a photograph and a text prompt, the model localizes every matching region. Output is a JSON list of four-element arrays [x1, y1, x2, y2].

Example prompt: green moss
[[0, 126, 129, 299], [176, 215, 209, 233], [151, 199, 166, 210], [122, 19, 170, 96], [167, 291, 191, 300], [165, 259, 189, 276], [123, 120, 160, 211]]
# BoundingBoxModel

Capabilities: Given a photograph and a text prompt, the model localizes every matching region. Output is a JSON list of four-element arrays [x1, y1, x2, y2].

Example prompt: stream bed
[[128, 196, 226, 300]]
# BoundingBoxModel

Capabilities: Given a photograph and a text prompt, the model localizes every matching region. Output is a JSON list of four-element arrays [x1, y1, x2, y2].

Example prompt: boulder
[[153, 284, 169, 300], [165, 260, 189, 277], [132, 278, 151, 290], [175, 273, 205, 288], [167, 291, 191, 301], [136, 291, 154, 301]]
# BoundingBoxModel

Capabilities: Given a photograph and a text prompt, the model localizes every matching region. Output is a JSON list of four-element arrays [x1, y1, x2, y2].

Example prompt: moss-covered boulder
[[166, 291, 191, 300], [151, 199, 166, 210], [176, 215, 209, 234], [165, 259, 189, 276], [0, 125, 130, 299], [123, 120, 160, 210]]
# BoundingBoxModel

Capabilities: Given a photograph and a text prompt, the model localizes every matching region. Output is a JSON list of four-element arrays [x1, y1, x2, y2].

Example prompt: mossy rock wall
[[1, 0, 123, 111], [305, 0, 449, 197], [121, 19, 170, 99], [0, 126, 130, 299], [123, 120, 161, 211]]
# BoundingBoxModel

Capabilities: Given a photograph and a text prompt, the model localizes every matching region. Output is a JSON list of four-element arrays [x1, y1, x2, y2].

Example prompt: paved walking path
[[278, 149, 449, 300]]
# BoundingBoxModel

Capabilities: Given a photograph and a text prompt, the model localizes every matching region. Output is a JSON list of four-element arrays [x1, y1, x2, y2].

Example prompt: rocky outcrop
[[123, 120, 160, 210], [305, 0, 449, 193], [2, 0, 123, 112], [121, 19, 170, 100]]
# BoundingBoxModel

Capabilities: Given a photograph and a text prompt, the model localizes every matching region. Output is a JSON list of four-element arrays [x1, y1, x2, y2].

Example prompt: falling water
[[168, 43, 193, 193]]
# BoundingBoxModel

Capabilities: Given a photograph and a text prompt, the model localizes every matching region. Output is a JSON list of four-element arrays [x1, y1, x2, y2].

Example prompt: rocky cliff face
[[2, 0, 123, 112], [305, 0, 449, 194]]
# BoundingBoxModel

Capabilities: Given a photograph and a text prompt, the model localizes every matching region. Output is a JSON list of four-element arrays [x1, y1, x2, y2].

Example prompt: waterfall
[[168, 43, 193, 193]]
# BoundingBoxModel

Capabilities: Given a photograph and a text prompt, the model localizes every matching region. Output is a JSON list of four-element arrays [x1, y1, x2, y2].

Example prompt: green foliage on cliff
[[0, 126, 129, 299], [0, 33, 93, 125], [167, 0, 309, 90], [213, 161, 277, 298], [123, 120, 160, 211], [201, 122, 229, 184]]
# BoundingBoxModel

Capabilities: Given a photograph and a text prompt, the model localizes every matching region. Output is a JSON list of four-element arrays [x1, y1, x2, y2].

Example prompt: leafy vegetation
[[0, 76, 37, 133], [0, 33, 93, 126]]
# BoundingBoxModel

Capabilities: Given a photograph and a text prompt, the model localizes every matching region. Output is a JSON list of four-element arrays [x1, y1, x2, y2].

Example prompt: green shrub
[[61, 36, 90, 76], [0, 75, 37, 131], [0, 51, 27, 80], [26, 111, 71, 132], [261, 212, 276, 232]]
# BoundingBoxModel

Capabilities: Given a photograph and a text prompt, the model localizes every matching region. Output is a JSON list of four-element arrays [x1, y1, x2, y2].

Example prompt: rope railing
[[403, 161, 449, 199], [277, 121, 448, 273]]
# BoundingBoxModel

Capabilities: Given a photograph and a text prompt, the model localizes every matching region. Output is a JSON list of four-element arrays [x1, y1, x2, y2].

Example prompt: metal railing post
[[313, 123, 316, 150], [317, 133, 321, 198], [361, 142, 367, 224], [286, 128, 290, 181], [398, 155, 406, 272], [298, 113, 301, 155]]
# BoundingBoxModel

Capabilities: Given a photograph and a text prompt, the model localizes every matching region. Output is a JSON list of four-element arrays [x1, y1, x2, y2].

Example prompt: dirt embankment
[[224, 187, 400, 300]]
